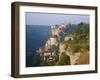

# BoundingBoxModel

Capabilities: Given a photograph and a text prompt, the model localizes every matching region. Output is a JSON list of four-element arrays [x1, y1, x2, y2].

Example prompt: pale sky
[[26, 12, 89, 25]]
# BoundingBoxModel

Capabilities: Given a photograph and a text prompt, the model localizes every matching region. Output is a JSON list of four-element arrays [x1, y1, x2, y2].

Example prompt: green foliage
[[32, 22, 89, 66], [49, 45, 59, 52], [32, 54, 42, 66], [66, 22, 89, 52], [40, 59, 49, 66], [56, 52, 70, 65]]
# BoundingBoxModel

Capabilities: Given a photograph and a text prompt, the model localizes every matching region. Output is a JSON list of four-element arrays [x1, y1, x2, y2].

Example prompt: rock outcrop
[[36, 22, 89, 66]]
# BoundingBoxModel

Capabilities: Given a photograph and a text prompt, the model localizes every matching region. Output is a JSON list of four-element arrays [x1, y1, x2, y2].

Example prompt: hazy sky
[[26, 12, 89, 25]]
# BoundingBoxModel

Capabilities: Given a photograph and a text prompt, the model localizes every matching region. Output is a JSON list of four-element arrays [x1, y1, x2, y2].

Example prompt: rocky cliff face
[[36, 22, 89, 66], [36, 22, 67, 65], [58, 43, 89, 65]]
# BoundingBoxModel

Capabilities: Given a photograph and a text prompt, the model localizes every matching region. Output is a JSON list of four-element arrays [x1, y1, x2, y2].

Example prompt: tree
[[56, 52, 70, 65], [50, 45, 59, 52]]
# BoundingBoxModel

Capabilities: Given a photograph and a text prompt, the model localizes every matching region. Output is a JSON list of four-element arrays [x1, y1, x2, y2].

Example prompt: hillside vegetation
[[32, 22, 89, 66]]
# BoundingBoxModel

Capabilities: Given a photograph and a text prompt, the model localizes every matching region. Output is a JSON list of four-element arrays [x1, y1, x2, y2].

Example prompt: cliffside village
[[36, 22, 89, 65]]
